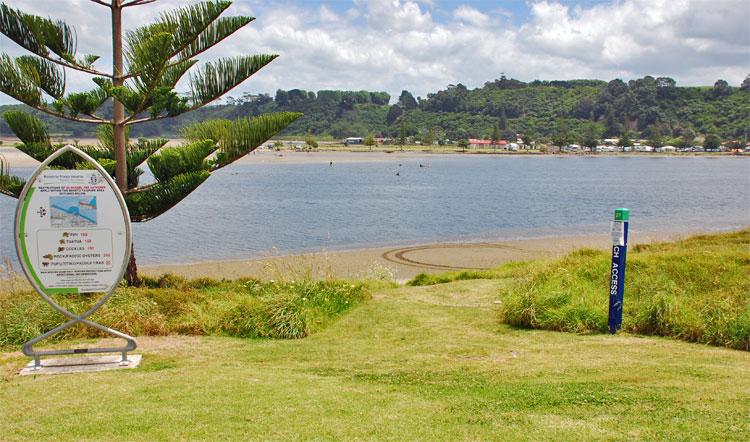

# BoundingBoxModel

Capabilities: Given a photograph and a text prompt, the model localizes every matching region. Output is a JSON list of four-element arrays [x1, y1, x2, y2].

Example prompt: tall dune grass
[[500, 230, 750, 350]]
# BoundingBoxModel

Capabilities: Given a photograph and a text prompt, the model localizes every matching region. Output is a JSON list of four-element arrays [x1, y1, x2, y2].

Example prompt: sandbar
[[140, 229, 697, 283]]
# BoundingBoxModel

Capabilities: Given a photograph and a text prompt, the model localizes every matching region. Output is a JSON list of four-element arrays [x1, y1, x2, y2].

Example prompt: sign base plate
[[19, 354, 141, 376]]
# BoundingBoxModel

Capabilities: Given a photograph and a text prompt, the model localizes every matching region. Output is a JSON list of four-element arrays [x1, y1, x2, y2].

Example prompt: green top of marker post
[[614, 208, 630, 221]]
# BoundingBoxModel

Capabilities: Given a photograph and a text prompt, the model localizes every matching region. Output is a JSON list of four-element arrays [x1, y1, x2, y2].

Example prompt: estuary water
[[1, 155, 749, 266]]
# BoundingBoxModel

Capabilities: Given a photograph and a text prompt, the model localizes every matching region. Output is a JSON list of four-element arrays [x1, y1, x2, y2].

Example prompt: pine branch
[[213, 112, 302, 168], [123, 0, 157, 7], [125, 171, 211, 222], [16, 54, 65, 99], [0, 174, 25, 198], [128, 138, 167, 168], [135, 15, 254, 83], [122, 58, 196, 120], [0, 3, 107, 77], [125, 31, 174, 87], [121, 2, 254, 121], [0, 154, 25, 198], [2, 110, 50, 146], [1, 56, 105, 123], [181, 112, 302, 169], [177, 15, 253, 61], [124, 1, 231, 79], [0, 53, 42, 106], [33, 103, 106, 124], [55, 87, 110, 119], [147, 140, 215, 182], [182, 118, 231, 143], [159, 1, 232, 59], [88, 125, 167, 189], [189, 54, 277, 106], [157, 58, 199, 89], [125, 54, 278, 126]]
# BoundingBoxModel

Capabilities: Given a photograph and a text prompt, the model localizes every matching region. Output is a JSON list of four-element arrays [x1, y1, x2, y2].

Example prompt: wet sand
[[140, 230, 694, 283]]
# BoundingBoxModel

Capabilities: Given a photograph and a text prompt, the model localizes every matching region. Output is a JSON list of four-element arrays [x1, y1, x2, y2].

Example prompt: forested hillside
[[2, 75, 748, 143]]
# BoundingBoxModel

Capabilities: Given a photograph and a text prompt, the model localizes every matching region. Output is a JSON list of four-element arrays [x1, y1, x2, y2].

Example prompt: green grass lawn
[[1, 277, 749, 440]]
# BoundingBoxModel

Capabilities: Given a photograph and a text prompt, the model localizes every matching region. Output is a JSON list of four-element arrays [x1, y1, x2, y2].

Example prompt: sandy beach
[[4, 141, 734, 169], [1, 143, 468, 168], [140, 229, 697, 283]]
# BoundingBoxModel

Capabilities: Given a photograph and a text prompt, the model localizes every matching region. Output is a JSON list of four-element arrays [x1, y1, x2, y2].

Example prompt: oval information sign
[[15, 147, 131, 294]]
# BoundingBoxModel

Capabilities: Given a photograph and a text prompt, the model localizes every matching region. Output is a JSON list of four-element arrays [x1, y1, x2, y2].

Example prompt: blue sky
[[1, 0, 748, 105], [312, 0, 613, 23]]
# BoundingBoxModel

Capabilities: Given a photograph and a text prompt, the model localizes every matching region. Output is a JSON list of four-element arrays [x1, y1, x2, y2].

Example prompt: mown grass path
[[1, 278, 748, 440]]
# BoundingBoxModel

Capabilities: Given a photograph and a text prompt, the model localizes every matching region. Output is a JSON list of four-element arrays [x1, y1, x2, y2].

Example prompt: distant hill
[[1, 76, 748, 143]]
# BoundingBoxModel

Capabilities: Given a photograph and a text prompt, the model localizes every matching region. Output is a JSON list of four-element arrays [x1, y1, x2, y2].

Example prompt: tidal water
[[2, 156, 749, 266]]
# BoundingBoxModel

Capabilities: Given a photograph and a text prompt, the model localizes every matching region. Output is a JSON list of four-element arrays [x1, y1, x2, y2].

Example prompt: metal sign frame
[[14, 145, 136, 368]]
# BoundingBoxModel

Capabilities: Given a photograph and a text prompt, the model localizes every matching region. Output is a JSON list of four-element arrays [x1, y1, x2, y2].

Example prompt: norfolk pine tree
[[0, 1, 301, 283]]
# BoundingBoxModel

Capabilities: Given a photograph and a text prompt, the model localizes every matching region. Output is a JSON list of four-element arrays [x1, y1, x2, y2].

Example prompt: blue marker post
[[608, 208, 629, 334]]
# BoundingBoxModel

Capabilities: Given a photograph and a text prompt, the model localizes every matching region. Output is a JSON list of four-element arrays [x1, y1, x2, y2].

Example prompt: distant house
[[469, 138, 491, 148], [468, 139, 508, 149]]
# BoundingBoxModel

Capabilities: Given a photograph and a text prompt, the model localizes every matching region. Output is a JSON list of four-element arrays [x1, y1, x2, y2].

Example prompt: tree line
[[2, 75, 748, 144]]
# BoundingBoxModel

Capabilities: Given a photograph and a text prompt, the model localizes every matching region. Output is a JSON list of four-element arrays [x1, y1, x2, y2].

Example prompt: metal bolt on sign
[[14, 145, 136, 368]]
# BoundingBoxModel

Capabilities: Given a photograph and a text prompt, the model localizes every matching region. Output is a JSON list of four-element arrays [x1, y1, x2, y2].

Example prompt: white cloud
[[453, 5, 490, 27], [1, 0, 748, 107], [318, 4, 339, 23]]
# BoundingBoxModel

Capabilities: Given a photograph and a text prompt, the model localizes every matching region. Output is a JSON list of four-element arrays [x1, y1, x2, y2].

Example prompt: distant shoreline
[[2, 143, 746, 168]]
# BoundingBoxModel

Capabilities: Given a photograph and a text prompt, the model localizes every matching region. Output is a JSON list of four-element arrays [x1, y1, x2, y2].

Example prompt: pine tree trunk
[[111, 1, 139, 285], [125, 243, 140, 287], [111, 1, 127, 193]]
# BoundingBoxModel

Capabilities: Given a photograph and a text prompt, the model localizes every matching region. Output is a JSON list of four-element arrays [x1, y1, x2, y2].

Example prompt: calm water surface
[[2, 156, 749, 266]]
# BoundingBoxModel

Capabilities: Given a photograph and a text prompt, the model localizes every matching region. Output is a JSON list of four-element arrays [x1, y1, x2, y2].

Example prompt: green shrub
[[0, 276, 370, 348]]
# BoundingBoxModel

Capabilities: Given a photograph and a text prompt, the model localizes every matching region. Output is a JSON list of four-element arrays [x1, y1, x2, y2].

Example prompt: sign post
[[14, 145, 137, 370], [608, 208, 629, 334]]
